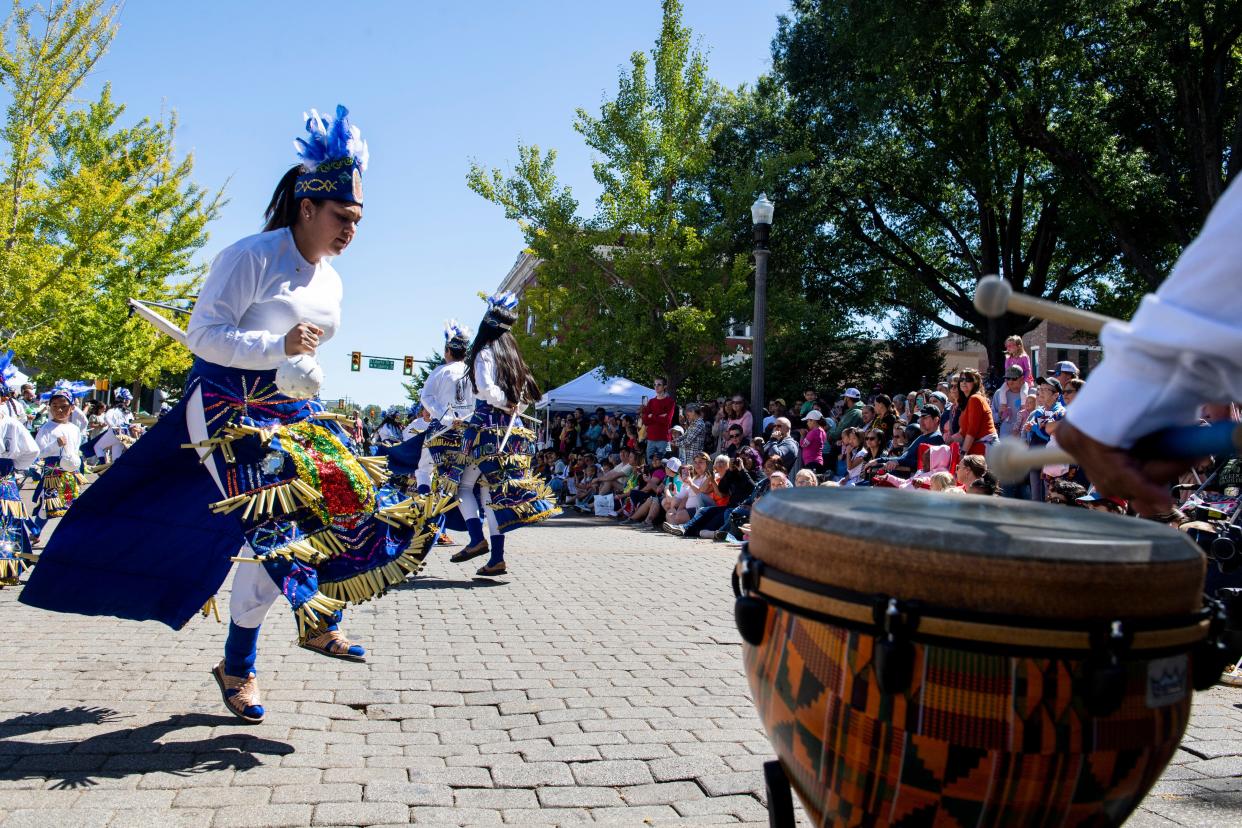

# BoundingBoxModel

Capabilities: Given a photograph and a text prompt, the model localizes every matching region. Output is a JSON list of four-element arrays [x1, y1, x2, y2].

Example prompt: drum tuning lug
[[735, 596, 769, 647], [874, 598, 916, 695], [1082, 621, 1130, 716]]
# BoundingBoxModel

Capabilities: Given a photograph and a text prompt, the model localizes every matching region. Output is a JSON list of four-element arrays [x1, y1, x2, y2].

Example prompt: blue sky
[[82, 1, 788, 406]]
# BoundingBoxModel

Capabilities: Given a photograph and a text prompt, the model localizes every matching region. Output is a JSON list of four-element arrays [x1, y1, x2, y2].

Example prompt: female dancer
[[434, 292, 559, 576], [22, 106, 443, 724], [0, 353, 37, 584]]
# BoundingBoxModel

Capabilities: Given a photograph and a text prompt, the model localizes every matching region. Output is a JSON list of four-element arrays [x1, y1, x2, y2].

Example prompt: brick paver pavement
[[0, 510, 1238, 826]]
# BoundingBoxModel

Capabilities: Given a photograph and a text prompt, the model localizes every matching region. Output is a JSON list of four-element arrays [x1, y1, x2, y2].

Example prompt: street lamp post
[[749, 194, 774, 439]]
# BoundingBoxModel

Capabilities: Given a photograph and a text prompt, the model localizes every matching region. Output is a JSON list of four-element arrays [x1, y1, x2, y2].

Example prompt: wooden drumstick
[[988, 439, 1072, 483], [988, 423, 1242, 484], [973, 275, 1118, 334]]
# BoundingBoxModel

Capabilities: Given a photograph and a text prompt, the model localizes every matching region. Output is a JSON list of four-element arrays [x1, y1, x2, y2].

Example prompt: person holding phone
[[640, 379, 676, 462]]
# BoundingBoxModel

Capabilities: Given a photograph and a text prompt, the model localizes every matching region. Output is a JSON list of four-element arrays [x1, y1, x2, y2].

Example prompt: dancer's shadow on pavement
[[0, 706, 292, 790], [394, 575, 506, 591]]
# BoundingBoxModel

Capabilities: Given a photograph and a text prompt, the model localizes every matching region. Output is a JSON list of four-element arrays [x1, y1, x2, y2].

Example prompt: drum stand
[[763, 760, 796, 828]]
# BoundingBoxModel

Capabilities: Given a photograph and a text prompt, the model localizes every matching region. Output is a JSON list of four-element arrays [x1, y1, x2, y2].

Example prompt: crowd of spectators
[[529, 347, 1242, 555]]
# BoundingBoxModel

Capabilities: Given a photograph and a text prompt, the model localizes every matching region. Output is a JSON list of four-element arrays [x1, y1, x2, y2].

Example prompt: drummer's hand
[[1056, 422, 1190, 516], [284, 322, 323, 356], [885, 460, 897, 470]]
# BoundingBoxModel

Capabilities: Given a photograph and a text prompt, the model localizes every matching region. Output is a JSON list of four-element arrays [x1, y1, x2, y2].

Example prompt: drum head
[[751, 488, 1205, 619]]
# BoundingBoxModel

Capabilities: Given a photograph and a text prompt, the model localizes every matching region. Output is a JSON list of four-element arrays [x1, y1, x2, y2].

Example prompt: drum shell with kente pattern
[[744, 601, 1192, 827]]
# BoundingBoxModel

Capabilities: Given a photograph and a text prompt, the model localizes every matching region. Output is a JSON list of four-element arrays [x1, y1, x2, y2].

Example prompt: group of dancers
[[0, 366, 139, 585], [8, 105, 558, 723]]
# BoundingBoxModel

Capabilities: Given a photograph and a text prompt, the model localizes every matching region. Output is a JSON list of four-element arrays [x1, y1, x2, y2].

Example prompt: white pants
[[415, 444, 433, 489], [186, 385, 282, 629], [457, 465, 498, 537]]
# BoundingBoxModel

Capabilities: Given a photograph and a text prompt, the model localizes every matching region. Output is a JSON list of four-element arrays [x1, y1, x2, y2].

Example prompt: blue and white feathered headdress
[[41, 379, 93, 403], [294, 105, 368, 206], [479, 291, 520, 331], [443, 318, 473, 349], [0, 350, 18, 396]]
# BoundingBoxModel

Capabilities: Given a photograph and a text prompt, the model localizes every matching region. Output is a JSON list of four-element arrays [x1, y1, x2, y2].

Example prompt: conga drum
[[735, 488, 1233, 827]]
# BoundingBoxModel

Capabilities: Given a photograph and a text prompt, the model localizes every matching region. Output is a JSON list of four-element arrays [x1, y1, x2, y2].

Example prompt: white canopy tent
[[535, 368, 656, 413]]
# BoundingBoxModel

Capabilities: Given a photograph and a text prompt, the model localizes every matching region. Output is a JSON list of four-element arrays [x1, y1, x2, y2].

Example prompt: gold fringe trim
[[182, 422, 278, 463], [374, 490, 455, 530], [248, 528, 347, 567], [0, 556, 27, 584], [1, 500, 28, 519], [200, 596, 221, 623], [319, 531, 437, 605], [355, 455, 390, 486], [312, 411, 353, 423], [209, 478, 323, 518], [295, 592, 349, 638], [86, 462, 112, 475]]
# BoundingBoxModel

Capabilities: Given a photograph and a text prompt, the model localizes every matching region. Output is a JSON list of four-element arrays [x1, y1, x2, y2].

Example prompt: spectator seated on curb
[[956, 454, 1001, 496], [629, 456, 679, 527], [588, 448, 636, 498]]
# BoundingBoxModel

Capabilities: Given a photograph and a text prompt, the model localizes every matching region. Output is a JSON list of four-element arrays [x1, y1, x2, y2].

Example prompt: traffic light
[[350, 351, 362, 372], [402, 355, 414, 376]]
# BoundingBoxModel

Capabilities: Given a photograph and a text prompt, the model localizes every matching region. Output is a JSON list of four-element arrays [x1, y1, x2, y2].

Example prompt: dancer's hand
[[1055, 422, 1189, 516], [284, 322, 323, 356], [56, 435, 67, 447]]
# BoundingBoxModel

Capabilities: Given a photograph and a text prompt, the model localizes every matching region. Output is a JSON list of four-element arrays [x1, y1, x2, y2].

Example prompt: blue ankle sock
[[486, 534, 505, 566], [224, 622, 260, 677], [466, 517, 485, 547]]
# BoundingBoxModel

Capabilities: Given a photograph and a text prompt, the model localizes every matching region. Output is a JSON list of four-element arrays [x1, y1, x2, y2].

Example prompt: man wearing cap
[[1076, 488, 1128, 515], [991, 365, 1030, 439], [1021, 377, 1065, 501], [1051, 360, 1079, 387], [884, 406, 946, 477], [828, 388, 864, 471], [800, 410, 827, 473]]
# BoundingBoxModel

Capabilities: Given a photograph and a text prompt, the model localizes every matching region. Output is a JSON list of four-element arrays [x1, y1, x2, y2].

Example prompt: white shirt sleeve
[[186, 246, 287, 369], [1067, 177, 1242, 448], [473, 348, 510, 408], [420, 368, 450, 420], [0, 418, 38, 469], [36, 423, 81, 470]]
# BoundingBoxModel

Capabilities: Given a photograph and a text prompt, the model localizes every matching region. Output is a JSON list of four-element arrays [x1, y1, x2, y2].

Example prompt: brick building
[[939, 320, 1100, 378]]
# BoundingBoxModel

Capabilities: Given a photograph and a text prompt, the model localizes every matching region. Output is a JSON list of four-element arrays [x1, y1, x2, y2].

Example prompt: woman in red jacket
[[952, 368, 998, 456]]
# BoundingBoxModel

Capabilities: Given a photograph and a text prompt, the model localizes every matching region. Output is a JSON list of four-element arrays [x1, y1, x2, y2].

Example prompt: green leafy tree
[[0, 1, 221, 388], [773, 0, 1240, 369], [468, 0, 751, 396], [881, 312, 948, 395]]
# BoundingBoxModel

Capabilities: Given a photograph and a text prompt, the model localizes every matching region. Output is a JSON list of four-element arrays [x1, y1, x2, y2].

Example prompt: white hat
[[804, 410, 825, 421], [664, 457, 682, 473], [670, 425, 685, 434], [843, 387, 862, 399]]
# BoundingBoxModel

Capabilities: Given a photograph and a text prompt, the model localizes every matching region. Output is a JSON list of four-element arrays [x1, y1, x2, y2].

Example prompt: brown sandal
[[450, 540, 489, 563], [298, 629, 367, 663], [475, 561, 507, 577], [211, 661, 264, 724]]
